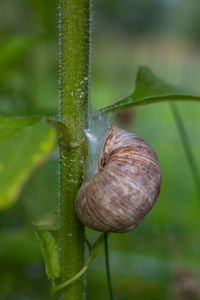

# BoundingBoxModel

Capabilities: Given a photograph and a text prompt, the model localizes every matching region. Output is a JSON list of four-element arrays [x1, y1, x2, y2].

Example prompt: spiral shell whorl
[[75, 125, 162, 233]]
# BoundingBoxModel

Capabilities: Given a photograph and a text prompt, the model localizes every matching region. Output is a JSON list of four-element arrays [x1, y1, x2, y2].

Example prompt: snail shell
[[75, 124, 162, 233]]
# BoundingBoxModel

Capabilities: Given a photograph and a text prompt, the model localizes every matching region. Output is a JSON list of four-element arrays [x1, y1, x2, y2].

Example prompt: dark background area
[[1, 0, 200, 299]]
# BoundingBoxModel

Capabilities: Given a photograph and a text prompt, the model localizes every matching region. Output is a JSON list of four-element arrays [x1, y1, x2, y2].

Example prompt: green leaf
[[98, 66, 200, 114], [36, 229, 60, 280], [0, 117, 56, 209]]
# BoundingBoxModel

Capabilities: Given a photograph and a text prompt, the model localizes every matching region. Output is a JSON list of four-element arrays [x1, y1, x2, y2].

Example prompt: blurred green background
[[1, 0, 200, 299]]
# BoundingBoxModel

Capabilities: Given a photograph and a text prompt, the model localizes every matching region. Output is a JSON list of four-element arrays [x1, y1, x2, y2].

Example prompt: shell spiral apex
[[75, 124, 162, 233]]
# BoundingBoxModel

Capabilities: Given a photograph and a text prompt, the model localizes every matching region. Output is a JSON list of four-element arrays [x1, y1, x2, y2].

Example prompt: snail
[[75, 124, 162, 233]]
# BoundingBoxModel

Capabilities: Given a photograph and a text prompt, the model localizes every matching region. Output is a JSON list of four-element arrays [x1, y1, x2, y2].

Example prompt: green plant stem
[[52, 264, 89, 296], [170, 102, 200, 199], [59, 0, 90, 299], [50, 280, 57, 300], [104, 233, 114, 300], [51, 233, 105, 297]]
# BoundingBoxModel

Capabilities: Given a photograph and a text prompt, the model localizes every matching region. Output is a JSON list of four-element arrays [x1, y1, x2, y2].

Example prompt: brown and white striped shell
[[75, 124, 162, 233]]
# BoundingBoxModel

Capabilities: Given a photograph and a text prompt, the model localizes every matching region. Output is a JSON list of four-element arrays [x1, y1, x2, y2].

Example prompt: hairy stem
[[59, 0, 90, 299]]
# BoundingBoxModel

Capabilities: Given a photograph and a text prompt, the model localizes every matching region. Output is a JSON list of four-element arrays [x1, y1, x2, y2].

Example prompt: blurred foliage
[[1, 0, 200, 299], [36, 229, 60, 281], [95, 0, 200, 41], [0, 117, 55, 209]]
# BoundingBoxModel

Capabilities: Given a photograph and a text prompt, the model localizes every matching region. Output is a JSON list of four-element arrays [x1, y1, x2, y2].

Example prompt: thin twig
[[104, 233, 114, 300], [170, 102, 200, 200]]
